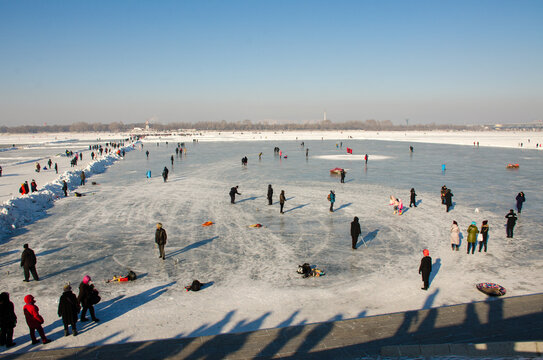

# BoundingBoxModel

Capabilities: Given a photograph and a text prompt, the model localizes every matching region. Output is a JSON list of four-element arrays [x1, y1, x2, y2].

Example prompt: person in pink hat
[[77, 275, 100, 322], [418, 249, 432, 290]]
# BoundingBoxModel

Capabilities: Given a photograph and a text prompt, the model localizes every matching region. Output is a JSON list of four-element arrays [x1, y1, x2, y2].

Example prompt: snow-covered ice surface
[[1, 136, 543, 353]]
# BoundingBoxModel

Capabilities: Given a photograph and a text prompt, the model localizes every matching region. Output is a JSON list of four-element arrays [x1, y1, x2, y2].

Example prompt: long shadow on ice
[[166, 236, 218, 259], [284, 203, 310, 213], [335, 202, 353, 211], [362, 229, 379, 246], [94, 282, 176, 326], [40, 254, 110, 280], [237, 196, 262, 203], [429, 258, 441, 286], [0, 246, 67, 269]]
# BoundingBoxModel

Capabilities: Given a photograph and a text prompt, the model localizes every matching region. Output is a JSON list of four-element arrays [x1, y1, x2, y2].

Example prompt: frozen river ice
[[1, 138, 542, 351]]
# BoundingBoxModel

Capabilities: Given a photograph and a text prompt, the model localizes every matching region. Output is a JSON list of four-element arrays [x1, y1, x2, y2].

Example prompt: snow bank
[[0, 143, 137, 240]]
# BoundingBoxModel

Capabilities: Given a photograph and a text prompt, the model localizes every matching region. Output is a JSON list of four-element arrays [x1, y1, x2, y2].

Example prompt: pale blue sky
[[1, 0, 542, 125]]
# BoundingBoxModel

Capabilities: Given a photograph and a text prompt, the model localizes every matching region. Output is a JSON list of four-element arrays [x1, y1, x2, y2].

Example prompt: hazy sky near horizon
[[1, 0, 542, 126]]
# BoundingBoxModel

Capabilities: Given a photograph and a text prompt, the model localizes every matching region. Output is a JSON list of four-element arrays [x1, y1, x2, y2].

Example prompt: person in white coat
[[450, 220, 460, 251]]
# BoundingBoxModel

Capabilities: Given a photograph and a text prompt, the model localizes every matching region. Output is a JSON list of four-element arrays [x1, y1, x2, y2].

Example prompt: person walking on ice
[[23, 295, 50, 344], [351, 216, 361, 249], [516, 192, 526, 213], [340, 169, 345, 183], [78, 276, 99, 322], [162, 166, 169, 182], [505, 209, 517, 238], [419, 249, 432, 290], [279, 190, 286, 214], [479, 220, 489, 252], [328, 190, 336, 212], [62, 180, 68, 197], [444, 188, 453, 212], [230, 186, 240, 204], [155, 223, 167, 260], [467, 221, 479, 254], [58, 284, 80, 336], [267, 185, 273, 205], [410, 188, 417, 207], [80, 171, 85, 186], [21, 244, 39, 282], [450, 221, 460, 251]]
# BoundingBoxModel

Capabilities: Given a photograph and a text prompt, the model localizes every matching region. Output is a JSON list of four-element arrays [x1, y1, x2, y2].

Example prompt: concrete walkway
[[1, 293, 543, 359]]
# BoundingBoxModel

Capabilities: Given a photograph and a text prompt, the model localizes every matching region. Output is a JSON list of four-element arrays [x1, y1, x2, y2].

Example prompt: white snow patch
[[315, 154, 392, 161]]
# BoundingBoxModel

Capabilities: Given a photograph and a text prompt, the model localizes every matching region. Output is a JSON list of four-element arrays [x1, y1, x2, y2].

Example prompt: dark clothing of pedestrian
[[229, 186, 240, 204], [31, 181, 38, 192], [54, 163, 58, 174], [267, 185, 273, 205], [410, 188, 417, 207], [80, 171, 85, 186], [21, 245, 39, 282], [78, 282, 98, 322], [329, 191, 335, 212], [516, 192, 526, 213], [350, 217, 361, 249], [58, 289, 80, 336], [479, 223, 489, 252], [340, 170, 345, 183], [279, 191, 286, 214], [62, 181, 68, 197], [506, 211, 517, 238], [0, 292, 17, 347], [419, 256, 432, 290], [155, 227, 167, 259], [162, 167, 169, 182], [444, 190, 453, 212], [441, 186, 447, 204], [24, 182, 29, 194]]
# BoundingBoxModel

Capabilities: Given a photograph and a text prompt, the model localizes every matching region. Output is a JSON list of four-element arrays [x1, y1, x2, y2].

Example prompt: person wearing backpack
[[78, 275, 99, 322], [58, 284, 80, 336], [328, 190, 335, 212]]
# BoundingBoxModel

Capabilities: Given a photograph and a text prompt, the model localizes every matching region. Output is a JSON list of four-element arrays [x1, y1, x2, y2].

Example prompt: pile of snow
[[0, 143, 137, 239]]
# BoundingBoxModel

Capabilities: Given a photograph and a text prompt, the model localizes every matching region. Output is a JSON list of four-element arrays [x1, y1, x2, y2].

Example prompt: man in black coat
[[267, 185, 273, 205], [162, 167, 169, 182], [340, 169, 345, 183], [350, 217, 361, 249], [444, 189, 453, 212], [516, 192, 526, 214], [58, 284, 80, 336], [410, 188, 417, 207], [505, 209, 518, 238], [230, 186, 240, 204], [20, 244, 39, 282], [155, 223, 167, 260], [419, 249, 432, 290], [0, 292, 17, 347]]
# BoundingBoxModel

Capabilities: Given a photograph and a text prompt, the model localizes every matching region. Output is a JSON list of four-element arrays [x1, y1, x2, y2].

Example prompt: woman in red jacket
[[23, 295, 50, 345]]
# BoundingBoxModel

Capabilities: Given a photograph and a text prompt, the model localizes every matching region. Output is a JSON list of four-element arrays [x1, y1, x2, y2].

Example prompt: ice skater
[[419, 249, 432, 290], [229, 186, 240, 204], [479, 220, 489, 252], [350, 216, 361, 249], [21, 244, 39, 282], [516, 192, 526, 213], [267, 184, 273, 205], [279, 190, 286, 214], [23, 295, 50, 344], [328, 190, 335, 212], [505, 209, 517, 238], [466, 221, 479, 254], [409, 188, 417, 207], [155, 223, 167, 260], [58, 284, 80, 336]]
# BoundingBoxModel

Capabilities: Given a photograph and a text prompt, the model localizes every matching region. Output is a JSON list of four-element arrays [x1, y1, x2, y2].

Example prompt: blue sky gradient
[[1, 0, 542, 125]]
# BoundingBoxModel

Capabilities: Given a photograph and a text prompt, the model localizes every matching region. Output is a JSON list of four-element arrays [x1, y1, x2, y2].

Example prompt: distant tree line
[[0, 119, 477, 133]]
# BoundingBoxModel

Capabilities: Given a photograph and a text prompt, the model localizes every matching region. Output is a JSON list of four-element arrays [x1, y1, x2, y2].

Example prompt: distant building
[[488, 121, 543, 130]]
